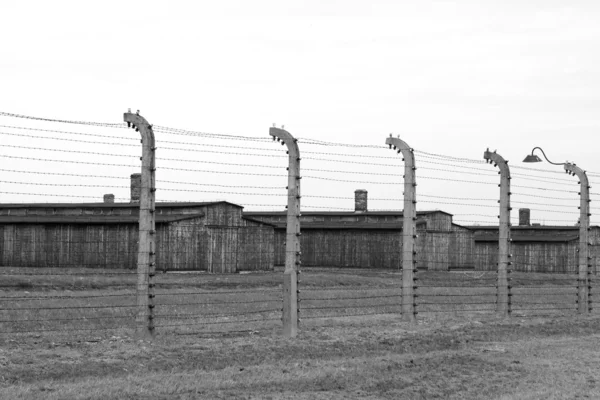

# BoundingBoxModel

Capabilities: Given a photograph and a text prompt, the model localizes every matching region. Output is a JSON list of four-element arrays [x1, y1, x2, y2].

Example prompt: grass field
[[1, 267, 599, 399]]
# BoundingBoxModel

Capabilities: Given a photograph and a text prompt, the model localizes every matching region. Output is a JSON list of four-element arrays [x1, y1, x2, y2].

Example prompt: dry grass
[[1, 266, 599, 399]]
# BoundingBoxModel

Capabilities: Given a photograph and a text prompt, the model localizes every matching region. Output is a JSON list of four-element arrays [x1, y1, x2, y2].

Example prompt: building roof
[[0, 213, 206, 225], [0, 201, 243, 209], [243, 210, 448, 230], [243, 210, 453, 217], [474, 232, 579, 243], [469, 225, 599, 242], [241, 216, 277, 227], [258, 221, 428, 230], [466, 225, 589, 231]]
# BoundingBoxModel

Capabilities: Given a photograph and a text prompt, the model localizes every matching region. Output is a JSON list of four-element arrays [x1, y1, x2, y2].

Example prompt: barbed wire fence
[[585, 169, 600, 317], [0, 111, 139, 341], [291, 135, 405, 329], [0, 110, 599, 343], [147, 123, 287, 336], [411, 149, 596, 320]]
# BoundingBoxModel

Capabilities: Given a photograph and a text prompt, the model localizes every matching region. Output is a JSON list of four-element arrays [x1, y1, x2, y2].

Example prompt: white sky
[[0, 0, 599, 226]]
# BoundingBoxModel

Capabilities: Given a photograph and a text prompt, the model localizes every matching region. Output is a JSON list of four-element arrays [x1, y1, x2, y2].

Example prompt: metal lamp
[[523, 147, 562, 165]]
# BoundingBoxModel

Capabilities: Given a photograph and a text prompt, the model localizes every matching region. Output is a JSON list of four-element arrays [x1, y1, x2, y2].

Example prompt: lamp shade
[[523, 154, 542, 163]]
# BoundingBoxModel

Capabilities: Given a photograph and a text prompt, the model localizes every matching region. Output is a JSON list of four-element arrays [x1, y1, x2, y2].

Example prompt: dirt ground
[[1, 268, 598, 399], [1, 313, 599, 399]]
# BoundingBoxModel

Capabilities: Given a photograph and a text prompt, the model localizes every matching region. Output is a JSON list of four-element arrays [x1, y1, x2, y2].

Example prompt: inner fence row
[[0, 110, 598, 342]]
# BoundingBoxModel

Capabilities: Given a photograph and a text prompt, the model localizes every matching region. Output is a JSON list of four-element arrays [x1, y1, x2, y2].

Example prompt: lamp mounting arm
[[531, 147, 564, 166]]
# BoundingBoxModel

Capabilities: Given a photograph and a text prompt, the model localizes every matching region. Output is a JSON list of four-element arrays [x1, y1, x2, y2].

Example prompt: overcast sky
[[0, 0, 599, 225]]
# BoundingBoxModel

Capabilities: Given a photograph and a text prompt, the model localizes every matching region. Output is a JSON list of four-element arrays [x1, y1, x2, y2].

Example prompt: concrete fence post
[[124, 111, 157, 338], [564, 163, 591, 314], [484, 149, 512, 317], [270, 127, 301, 337], [386, 135, 417, 323]]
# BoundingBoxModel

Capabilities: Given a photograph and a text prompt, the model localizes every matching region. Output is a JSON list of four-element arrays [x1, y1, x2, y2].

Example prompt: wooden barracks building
[[244, 191, 600, 274], [244, 190, 473, 271], [0, 174, 275, 273], [0, 176, 597, 273]]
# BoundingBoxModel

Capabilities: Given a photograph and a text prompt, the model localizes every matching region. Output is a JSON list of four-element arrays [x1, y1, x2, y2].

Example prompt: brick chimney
[[355, 189, 368, 213], [130, 173, 141, 203], [519, 208, 530, 226], [103, 194, 115, 204]]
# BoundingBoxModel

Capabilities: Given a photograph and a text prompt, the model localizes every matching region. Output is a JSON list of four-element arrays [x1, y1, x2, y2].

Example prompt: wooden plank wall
[[417, 227, 473, 271], [0, 221, 275, 273], [0, 203, 276, 272], [159, 219, 206, 272], [205, 226, 275, 273], [474, 241, 579, 273], [590, 229, 600, 275], [474, 242, 499, 272], [207, 227, 238, 273], [272, 228, 472, 270], [0, 224, 139, 269], [425, 213, 453, 231], [512, 242, 577, 273], [421, 231, 449, 270], [236, 226, 274, 271], [204, 203, 243, 226], [275, 226, 474, 271], [292, 229, 402, 268], [450, 228, 475, 269], [5, 211, 594, 274]]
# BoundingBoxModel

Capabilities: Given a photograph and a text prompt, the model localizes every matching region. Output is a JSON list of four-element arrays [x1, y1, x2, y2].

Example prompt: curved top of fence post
[[565, 162, 590, 233], [385, 135, 414, 163], [484, 148, 510, 177], [123, 111, 155, 145], [270, 127, 299, 157], [564, 162, 589, 187]]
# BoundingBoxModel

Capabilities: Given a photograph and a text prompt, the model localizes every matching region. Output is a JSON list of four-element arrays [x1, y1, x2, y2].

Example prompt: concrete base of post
[[578, 278, 589, 314], [402, 312, 416, 323], [282, 270, 298, 337], [497, 270, 510, 317], [135, 316, 155, 339]]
